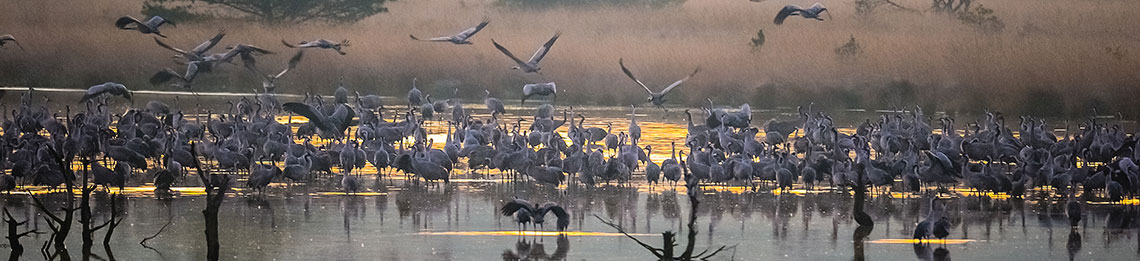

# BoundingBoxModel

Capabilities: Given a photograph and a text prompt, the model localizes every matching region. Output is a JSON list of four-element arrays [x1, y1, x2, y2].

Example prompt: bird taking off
[[619, 58, 700, 110], [154, 31, 226, 62], [81, 82, 132, 103], [116, 15, 173, 38], [244, 50, 304, 93], [492, 32, 561, 74], [0, 34, 23, 50], [501, 198, 570, 231], [410, 18, 490, 45], [774, 3, 831, 25], [522, 82, 558, 105], [282, 39, 349, 55]]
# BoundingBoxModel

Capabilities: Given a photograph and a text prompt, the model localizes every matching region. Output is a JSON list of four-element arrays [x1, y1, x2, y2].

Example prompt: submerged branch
[[593, 214, 665, 258], [596, 178, 731, 260], [139, 205, 174, 247]]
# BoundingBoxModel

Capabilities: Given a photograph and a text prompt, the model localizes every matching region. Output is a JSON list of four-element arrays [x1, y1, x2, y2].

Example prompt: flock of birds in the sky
[[1, 2, 1137, 241]]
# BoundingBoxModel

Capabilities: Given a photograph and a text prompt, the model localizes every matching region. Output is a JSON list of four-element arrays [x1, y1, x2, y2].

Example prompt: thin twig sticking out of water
[[139, 202, 174, 258]]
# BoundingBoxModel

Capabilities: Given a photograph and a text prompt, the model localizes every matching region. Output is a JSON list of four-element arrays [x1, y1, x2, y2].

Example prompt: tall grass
[[1, 0, 1138, 117]]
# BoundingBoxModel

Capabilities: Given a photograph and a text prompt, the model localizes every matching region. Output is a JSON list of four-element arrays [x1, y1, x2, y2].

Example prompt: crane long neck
[[927, 199, 942, 220], [854, 165, 867, 211], [685, 111, 695, 128], [671, 143, 676, 160]]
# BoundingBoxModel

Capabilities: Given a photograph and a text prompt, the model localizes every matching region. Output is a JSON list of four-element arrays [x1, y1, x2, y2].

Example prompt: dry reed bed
[[1, 0, 1138, 117]]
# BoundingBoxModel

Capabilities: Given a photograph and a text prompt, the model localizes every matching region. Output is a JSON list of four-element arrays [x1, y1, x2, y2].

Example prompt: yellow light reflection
[[1087, 198, 1140, 205], [311, 192, 388, 196], [868, 239, 976, 244]]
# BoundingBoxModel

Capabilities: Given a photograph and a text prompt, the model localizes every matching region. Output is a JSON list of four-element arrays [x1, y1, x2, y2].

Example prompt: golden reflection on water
[[868, 239, 977, 245]]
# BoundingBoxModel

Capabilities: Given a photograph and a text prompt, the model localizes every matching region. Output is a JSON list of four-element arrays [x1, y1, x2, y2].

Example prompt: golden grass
[[2, 0, 1139, 115]]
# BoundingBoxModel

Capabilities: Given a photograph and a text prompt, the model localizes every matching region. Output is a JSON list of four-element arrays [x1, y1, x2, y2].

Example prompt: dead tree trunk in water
[[191, 142, 230, 261], [79, 158, 97, 258], [679, 194, 702, 258], [28, 147, 78, 259], [853, 225, 873, 261], [77, 156, 116, 260], [102, 193, 124, 261], [595, 179, 730, 260], [5, 208, 41, 260]]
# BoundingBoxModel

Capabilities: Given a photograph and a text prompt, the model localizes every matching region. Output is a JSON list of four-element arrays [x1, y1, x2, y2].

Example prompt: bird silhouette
[[410, 18, 489, 45], [501, 198, 570, 231], [492, 32, 561, 74]]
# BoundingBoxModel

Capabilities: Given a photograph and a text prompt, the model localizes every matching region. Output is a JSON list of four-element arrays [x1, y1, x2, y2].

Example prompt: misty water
[[1, 91, 1138, 260]]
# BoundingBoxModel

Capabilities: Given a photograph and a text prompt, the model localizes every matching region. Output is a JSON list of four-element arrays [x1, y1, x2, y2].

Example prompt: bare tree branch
[[593, 214, 665, 258]]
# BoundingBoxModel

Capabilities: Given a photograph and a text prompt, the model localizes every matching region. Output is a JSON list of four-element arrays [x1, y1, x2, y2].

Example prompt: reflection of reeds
[[1, 0, 1139, 117]]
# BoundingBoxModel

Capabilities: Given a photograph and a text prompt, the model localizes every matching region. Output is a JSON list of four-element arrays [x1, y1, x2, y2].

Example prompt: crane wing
[[500, 198, 535, 216], [153, 37, 189, 56], [225, 44, 274, 63], [273, 50, 304, 79], [331, 104, 357, 133], [528, 32, 560, 64], [541, 202, 570, 231], [618, 58, 653, 94], [809, 3, 827, 14], [660, 67, 700, 95], [492, 40, 530, 68], [145, 16, 171, 28], [283, 102, 330, 132], [281, 39, 299, 48], [80, 83, 110, 103], [812, 4, 832, 20], [0, 35, 23, 50], [191, 32, 226, 55], [774, 5, 803, 25], [409, 34, 452, 42], [149, 68, 185, 85], [456, 18, 490, 40], [115, 16, 141, 29], [184, 62, 200, 82], [239, 51, 262, 78]]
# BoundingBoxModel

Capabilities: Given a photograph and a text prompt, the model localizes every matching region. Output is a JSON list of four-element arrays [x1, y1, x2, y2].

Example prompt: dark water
[[3, 183, 1139, 260], [1, 89, 1139, 260]]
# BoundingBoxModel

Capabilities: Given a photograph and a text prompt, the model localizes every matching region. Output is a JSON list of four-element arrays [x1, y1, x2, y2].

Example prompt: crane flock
[[0, 3, 1137, 258]]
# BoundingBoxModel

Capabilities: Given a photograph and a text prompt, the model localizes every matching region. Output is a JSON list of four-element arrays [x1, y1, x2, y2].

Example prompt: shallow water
[[3, 184, 1140, 260], [1, 89, 1139, 260]]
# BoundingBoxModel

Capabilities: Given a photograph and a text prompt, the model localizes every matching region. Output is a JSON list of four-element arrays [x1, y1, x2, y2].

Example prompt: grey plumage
[[0, 34, 24, 50], [774, 3, 831, 25], [522, 82, 557, 105], [116, 15, 173, 37], [282, 39, 349, 55], [410, 18, 489, 45], [492, 32, 560, 74], [80, 82, 132, 103], [619, 58, 700, 109], [501, 199, 570, 231], [484, 90, 507, 116], [244, 50, 304, 92]]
